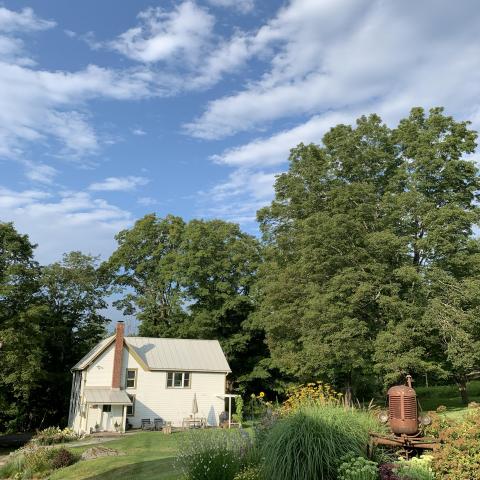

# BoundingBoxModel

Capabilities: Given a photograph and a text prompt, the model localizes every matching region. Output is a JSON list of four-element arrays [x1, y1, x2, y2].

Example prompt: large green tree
[[107, 215, 264, 390], [258, 107, 480, 400], [107, 214, 187, 337]]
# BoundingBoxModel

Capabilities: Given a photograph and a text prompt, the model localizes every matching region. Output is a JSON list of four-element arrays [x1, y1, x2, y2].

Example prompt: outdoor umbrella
[[192, 393, 199, 426]]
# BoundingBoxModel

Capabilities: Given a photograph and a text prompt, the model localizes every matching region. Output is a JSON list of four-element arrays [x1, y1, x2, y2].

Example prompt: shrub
[[175, 428, 254, 480], [261, 404, 379, 480], [337, 454, 378, 480], [395, 455, 435, 480], [0, 445, 78, 479], [233, 465, 262, 480], [281, 382, 342, 413], [30, 426, 78, 446], [50, 448, 77, 469], [432, 409, 480, 479], [378, 464, 401, 480]]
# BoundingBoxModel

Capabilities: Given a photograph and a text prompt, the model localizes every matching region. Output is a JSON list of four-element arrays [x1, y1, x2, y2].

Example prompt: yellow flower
[[259, 391, 265, 398]]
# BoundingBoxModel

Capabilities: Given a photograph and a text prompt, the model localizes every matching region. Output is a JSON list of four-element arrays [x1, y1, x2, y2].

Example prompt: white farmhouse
[[68, 321, 231, 434]]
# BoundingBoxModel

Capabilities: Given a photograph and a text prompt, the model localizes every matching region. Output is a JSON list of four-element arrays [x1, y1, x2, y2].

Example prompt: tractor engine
[[387, 374, 418, 435]]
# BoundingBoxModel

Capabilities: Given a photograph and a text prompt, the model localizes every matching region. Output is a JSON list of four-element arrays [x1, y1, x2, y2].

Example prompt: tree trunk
[[457, 376, 469, 405]]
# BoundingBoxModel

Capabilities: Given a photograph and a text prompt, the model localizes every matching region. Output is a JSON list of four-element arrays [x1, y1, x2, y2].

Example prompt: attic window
[[167, 372, 191, 388], [126, 369, 137, 389]]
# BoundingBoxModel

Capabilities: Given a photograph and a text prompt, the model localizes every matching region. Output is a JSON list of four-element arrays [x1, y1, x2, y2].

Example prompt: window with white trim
[[166, 372, 191, 388], [126, 369, 137, 389], [126, 394, 135, 416]]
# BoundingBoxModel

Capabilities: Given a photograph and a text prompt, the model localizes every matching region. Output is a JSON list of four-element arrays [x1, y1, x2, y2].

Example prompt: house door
[[101, 404, 112, 431]]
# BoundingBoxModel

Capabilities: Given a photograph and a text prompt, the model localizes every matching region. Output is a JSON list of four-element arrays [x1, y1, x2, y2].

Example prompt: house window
[[126, 394, 135, 416], [102, 404, 111, 413], [126, 369, 137, 389], [167, 372, 191, 388]]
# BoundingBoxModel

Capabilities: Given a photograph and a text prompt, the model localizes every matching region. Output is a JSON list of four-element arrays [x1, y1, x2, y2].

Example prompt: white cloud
[[0, 61, 154, 159], [186, 0, 480, 139], [0, 187, 131, 263], [206, 0, 255, 14], [137, 196, 158, 206], [132, 128, 147, 136], [110, 2, 214, 64], [89, 176, 149, 192], [211, 111, 358, 168], [22, 161, 59, 184], [0, 6, 55, 32]]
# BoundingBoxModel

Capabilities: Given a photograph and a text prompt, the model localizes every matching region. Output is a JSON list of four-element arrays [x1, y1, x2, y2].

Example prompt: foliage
[[261, 404, 379, 480], [30, 426, 78, 445], [379, 464, 401, 480], [337, 454, 378, 480], [233, 465, 262, 480], [281, 381, 342, 413], [49, 447, 77, 469], [395, 455, 435, 480], [235, 396, 244, 423], [175, 428, 254, 480], [256, 107, 480, 400], [431, 409, 480, 479], [0, 444, 78, 479], [107, 214, 265, 390]]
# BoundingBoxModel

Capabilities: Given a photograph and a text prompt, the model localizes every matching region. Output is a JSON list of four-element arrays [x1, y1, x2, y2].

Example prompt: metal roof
[[83, 387, 132, 405], [72, 335, 115, 370], [125, 337, 231, 373], [73, 336, 231, 373]]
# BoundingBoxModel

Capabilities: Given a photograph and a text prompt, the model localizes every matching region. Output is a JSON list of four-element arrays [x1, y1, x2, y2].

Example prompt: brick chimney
[[111, 321, 125, 390]]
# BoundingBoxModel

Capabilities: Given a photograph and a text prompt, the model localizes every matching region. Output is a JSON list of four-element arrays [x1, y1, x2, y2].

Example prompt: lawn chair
[[154, 418, 165, 431], [141, 418, 153, 430]]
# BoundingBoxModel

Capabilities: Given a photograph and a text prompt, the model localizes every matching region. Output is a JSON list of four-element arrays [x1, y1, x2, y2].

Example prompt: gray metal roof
[[83, 387, 132, 405], [126, 337, 231, 373], [72, 335, 115, 370], [73, 336, 231, 373]]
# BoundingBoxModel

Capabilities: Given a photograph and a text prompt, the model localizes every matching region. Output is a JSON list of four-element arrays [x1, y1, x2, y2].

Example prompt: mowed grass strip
[[50, 432, 183, 480], [416, 380, 480, 420]]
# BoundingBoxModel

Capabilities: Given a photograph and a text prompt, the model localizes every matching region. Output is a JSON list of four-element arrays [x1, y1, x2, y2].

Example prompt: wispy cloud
[[22, 160, 59, 184], [0, 186, 131, 263], [206, 0, 255, 14], [89, 176, 149, 192], [186, 0, 480, 139], [132, 128, 147, 136], [0, 6, 55, 32]]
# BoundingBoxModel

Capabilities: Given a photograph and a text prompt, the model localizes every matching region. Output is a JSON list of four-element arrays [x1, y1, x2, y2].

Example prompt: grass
[[415, 380, 480, 420], [261, 404, 379, 480], [49, 432, 184, 480]]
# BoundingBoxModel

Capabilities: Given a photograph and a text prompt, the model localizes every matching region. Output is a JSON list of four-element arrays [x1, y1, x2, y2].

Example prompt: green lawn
[[415, 380, 480, 420], [50, 432, 184, 480]]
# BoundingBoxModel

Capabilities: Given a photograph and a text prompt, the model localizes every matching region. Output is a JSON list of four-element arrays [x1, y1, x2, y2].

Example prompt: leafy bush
[[233, 465, 262, 480], [395, 455, 435, 480], [337, 454, 378, 480], [0, 444, 78, 479], [281, 382, 342, 413], [432, 409, 480, 479], [379, 464, 401, 480], [261, 405, 379, 480], [175, 428, 254, 480], [30, 426, 78, 445], [50, 447, 77, 469]]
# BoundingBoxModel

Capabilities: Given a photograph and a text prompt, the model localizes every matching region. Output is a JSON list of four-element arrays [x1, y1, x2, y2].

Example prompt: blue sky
[[1, 0, 480, 267]]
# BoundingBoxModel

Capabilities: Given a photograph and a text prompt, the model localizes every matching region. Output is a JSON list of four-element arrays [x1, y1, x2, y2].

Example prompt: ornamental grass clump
[[261, 404, 379, 480], [175, 428, 254, 480]]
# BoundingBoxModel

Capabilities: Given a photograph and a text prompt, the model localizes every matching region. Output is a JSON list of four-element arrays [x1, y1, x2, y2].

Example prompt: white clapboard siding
[[120, 347, 226, 427], [84, 344, 116, 386]]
